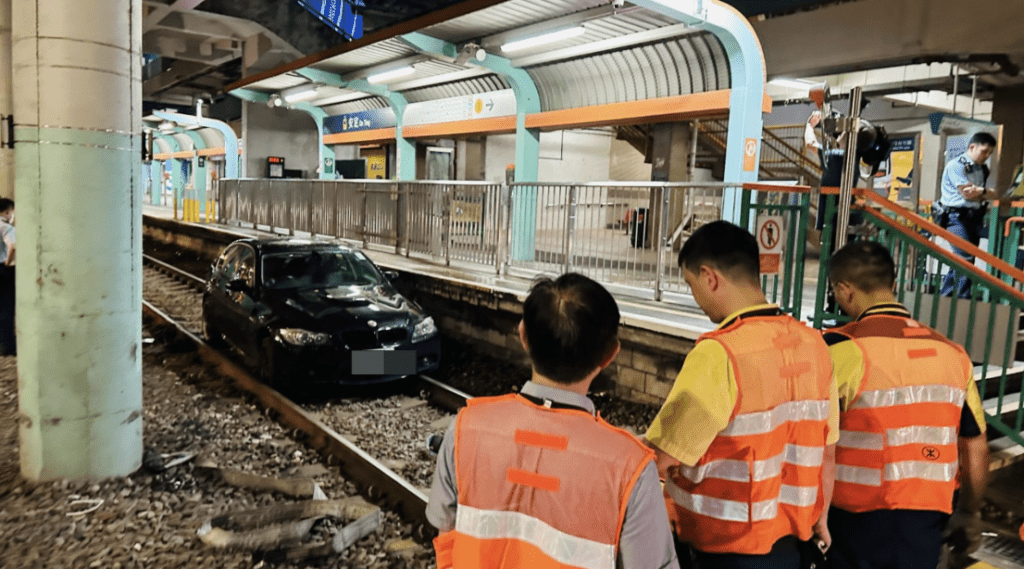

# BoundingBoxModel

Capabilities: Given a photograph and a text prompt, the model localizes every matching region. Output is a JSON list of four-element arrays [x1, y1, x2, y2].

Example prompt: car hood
[[265, 285, 414, 328]]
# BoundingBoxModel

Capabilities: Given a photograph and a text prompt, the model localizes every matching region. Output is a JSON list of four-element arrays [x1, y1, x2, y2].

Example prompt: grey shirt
[[426, 381, 680, 569]]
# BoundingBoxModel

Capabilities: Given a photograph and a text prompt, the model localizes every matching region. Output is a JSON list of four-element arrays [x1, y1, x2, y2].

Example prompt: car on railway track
[[201, 237, 440, 386]]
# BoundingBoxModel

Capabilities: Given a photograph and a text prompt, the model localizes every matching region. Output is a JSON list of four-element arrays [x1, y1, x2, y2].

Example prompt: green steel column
[[290, 70, 415, 180], [0, 0, 13, 198], [398, 32, 542, 259], [154, 133, 182, 209], [13, 0, 143, 480], [149, 160, 162, 205], [182, 130, 206, 213]]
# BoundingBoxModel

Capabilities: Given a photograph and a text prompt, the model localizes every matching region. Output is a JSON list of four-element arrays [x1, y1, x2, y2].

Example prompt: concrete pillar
[[150, 160, 162, 205], [0, 0, 13, 199], [13, 0, 143, 480], [649, 122, 693, 249], [991, 85, 1024, 191]]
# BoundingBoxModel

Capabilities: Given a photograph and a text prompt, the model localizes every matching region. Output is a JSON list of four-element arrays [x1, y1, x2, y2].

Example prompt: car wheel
[[201, 314, 226, 348]]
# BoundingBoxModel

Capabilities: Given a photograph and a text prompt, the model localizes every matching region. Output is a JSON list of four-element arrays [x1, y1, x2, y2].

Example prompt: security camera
[[612, 0, 625, 8]]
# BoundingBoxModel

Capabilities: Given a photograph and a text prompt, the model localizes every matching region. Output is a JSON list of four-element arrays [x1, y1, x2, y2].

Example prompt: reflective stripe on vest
[[829, 315, 970, 514], [665, 315, 833, 555], [449, 394, 653, 569], [455, 504, 615, 569]]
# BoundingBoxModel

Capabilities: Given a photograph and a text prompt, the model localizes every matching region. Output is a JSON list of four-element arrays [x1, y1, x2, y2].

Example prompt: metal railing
[[217, 178, 811, 315], [815, 188, 1024, 447]]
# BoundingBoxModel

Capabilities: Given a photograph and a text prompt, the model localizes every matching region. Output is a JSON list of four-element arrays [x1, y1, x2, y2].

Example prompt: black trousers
[[678, 536, 808, 569], [0, 265, 15, 354], [826, 506, 948, 569]]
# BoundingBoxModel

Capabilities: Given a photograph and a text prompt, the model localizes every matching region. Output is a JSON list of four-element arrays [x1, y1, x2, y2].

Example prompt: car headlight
[[411, 317, 437, 342], [277, 328, 332, 346]]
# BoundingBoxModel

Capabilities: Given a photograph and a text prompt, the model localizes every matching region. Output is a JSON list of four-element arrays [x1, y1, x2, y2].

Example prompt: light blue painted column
[[153, 132, 183, 210], [229, 89, 336, 180], [13, 0, 143, 481], [292, 69, 415, 181], [399, 32, 542, 259], [152, 111, 238, 180], [182, 130, 207, 213], [630, 0, 765, 224], [149, 159, 162, 205]]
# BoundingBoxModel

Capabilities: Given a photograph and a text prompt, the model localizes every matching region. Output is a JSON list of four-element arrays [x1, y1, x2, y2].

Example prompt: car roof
[[232, 237, 358, 255]]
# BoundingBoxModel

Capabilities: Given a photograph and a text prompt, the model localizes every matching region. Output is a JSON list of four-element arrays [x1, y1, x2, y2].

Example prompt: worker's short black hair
[[0, 198, 14, 213], [522, 273, 619, 385], [970, 132, 997, 148], [829, 241, 895, 292], [678, 220, 760, 286]]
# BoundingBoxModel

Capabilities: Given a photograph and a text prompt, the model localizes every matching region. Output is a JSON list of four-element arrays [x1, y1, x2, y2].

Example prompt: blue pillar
[[291, 70, 415, 181], [153, 132, 182, 209], [629, 0, 765, 224], [149, 159, 162, 205], [399, 32, 542, 259], [293, 103, 337, 180], [182, 130, 207, 215]]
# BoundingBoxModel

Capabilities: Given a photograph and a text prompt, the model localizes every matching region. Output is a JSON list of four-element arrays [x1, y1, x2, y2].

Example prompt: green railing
[[815, 189, 1024, 447], [740, 184, 812, 320]]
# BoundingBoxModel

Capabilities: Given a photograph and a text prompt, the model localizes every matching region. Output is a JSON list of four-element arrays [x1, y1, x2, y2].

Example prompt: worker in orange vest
[[426, 273, 680, 569], [645, 220, 839, 569], [822, 241, 989, 569]]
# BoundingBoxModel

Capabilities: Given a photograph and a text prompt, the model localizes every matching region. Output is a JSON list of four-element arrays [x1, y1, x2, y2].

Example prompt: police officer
[[824, 241, 989, 569], [427, 273, 679, 569], [937, 132, 998, 298], [646, 221, 839, 569]]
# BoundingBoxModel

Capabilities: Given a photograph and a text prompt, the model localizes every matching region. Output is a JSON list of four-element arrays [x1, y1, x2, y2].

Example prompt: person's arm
[[425, 419, 460, 532], [814, 443, 836, 550], [957, 434, 989, 513], [616, 461, 681, 569]]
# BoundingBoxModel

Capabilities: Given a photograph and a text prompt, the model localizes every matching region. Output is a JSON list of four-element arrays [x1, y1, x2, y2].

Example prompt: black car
[[201, 238, 440, 386]]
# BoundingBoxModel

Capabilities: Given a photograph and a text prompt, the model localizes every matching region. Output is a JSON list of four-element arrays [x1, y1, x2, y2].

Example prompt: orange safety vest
[[828, 314, 970, 514], [434, 394, 653, 569], [663, 314, 833, 555]]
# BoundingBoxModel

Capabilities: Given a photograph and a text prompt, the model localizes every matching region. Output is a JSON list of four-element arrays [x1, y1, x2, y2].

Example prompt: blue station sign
[[323, 108, 397, 134], [297, 0, 364, 41]]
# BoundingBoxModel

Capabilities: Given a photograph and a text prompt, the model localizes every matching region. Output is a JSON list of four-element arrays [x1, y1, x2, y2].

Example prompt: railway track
[[141, 253, 469, 533]]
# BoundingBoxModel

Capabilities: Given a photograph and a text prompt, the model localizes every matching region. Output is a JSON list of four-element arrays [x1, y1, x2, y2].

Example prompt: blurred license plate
[[351, 350, 416, 375]]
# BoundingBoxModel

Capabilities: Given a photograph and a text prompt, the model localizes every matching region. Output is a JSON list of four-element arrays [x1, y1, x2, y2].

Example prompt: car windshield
[[262, 250, 383, 290]]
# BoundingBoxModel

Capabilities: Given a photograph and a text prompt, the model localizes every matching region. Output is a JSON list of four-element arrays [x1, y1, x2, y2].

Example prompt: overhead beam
[[223, 0, 509, 93]]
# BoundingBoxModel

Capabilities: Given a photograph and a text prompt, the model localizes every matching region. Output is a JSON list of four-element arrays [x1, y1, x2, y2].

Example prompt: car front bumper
[[270, 334, 441, 385]]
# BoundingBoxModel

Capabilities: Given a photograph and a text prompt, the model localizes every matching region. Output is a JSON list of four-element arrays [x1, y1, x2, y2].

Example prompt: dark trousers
[[826, 507, 948, 569], [0, 265, 15, 354], [939, 210, 983, 299], [677, 536, 804, 569]]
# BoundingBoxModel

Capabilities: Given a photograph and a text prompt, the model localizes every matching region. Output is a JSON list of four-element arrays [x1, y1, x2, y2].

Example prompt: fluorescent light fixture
[[367, 66, 416, 84], [501, 26, 585, 53], [768, 78, 817, 90], [283, 88, 318, 103]]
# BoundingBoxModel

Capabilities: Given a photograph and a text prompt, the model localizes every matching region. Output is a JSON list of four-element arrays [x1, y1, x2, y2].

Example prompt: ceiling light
[[501, 26, 585, 53], [367, 66, 416, 84], [768, 78, 818, 90], [158, 120, 176, 132], [282, 87, 319, 103]]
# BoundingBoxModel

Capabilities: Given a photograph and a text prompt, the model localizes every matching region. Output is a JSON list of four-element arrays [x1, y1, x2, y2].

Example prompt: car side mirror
[[226, 279, 248, 293], [383, 270, 399, 281]]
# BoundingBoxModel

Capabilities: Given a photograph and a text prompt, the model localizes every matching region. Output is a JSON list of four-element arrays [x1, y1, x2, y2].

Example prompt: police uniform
[[427, 381, 680, 569], [937, 152, 990, 298], [824, 302, 986, 569], [646, 305, 840, 568]]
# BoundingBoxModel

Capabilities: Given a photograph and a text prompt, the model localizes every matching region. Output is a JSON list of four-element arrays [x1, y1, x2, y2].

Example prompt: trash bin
[[630, 207, 649, 248]]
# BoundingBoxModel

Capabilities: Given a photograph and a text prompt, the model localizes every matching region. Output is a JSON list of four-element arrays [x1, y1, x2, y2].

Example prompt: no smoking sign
[[757, 214, 784, 274]]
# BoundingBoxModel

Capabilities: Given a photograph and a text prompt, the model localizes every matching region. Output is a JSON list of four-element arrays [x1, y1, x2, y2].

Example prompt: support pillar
[[149, 159, 162, 205], [182, 130, 206, 218], [630, 0, 766, 225], [292, 103, 336, 180], [154, 133, 183, 211], [650, 122, 694, 249], [14, 0, 143, 480], [0, 0, 13, 198], [991, 85, 1024, 191]]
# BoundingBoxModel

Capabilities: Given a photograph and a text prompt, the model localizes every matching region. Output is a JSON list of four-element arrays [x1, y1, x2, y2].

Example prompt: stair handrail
[[826, 186, 1024, 304]]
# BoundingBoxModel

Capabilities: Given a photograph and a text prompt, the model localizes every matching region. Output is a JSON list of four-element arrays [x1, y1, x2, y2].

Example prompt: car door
[[220, 244, 258, 356]]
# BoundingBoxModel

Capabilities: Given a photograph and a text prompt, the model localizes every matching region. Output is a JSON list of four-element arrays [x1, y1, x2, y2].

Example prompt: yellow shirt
[[827, 303, 986, 434], [646, 304, 840, 466]]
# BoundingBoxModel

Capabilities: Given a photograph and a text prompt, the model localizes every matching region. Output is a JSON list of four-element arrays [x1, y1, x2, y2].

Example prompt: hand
[[813, 517, 831, 552], [944, 509, 982, 556]]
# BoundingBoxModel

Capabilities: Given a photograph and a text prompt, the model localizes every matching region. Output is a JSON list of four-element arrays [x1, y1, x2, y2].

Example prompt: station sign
[[403, 89, 516, 126], [297, 0, 364, 41], [928, 112, 998, 136], [323, 107, 396, 134]]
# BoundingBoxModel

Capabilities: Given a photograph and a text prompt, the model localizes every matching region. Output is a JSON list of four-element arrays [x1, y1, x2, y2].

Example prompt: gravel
[[0, 339, 434, 569]]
